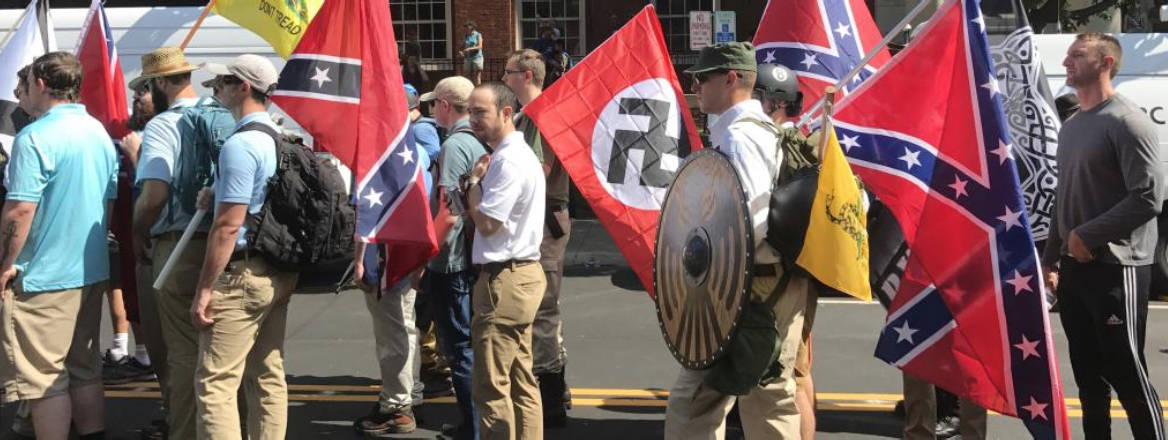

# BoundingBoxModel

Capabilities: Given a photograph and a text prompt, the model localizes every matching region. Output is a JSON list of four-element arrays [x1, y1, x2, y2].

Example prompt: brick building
[[393, 0, 790, 89]]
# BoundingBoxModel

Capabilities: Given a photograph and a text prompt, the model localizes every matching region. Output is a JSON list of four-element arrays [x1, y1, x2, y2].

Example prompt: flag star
[[949, 175, 969, 199], [834, 22, 852, 38], [800, 52, 819, 70], [893, 320, 919, 344], [1014, 335, 1042, 360], [1006, 270, 1033, 295], [397, 148, 414, 165], [990, 139, 1012, 164], [981, 78, 1001, 96], [971, 14, 986, 32], [363, 188, 384, 208], [1021, 397, 1049, 421], [763, 50, 776, 64], [899, 148, 922, 170], [840, 134, 861, 152], [310, 67, 332, 89], [998, 206, 1025, 231]]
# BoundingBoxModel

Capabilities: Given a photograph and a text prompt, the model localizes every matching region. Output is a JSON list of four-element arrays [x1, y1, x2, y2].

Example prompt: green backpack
[[168, 97, 236, 225]]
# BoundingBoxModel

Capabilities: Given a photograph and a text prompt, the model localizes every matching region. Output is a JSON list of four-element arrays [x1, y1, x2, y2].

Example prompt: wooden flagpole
[[180, 0, 217, 50], [818, 86, 837, 159]]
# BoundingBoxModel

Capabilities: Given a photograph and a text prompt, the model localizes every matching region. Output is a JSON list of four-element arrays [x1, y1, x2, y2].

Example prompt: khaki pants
[[664, 269, 808, 440], [1, 283, 106, 402], [473, 262, 546, 440], [195, 256, 297, 440], [902, 372, 987, 440], [154, 236, 207, 440], [364, 282, 422, 409], [533, 209, 570, 374]]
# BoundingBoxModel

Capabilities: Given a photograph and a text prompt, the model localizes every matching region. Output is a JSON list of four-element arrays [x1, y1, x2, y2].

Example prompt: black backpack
[[236, 122, 356, 272]]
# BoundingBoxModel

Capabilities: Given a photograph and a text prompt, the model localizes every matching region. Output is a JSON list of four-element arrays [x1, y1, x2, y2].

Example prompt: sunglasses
[[218, 75, 243, 85], [693, 70, 729, 85]]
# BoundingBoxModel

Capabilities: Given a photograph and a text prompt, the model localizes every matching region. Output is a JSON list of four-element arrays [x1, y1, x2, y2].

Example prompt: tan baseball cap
[[202, 54, 280, 95], [419, 76, 475, 108]]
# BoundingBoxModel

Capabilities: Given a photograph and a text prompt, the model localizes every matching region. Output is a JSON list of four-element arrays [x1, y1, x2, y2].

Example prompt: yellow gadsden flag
[[212, 0, 324, 58], [795, 120, 872, 301]]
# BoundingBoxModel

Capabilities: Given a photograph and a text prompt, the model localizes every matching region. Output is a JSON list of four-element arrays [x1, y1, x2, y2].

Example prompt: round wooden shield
[[654, 149, 754, 369]]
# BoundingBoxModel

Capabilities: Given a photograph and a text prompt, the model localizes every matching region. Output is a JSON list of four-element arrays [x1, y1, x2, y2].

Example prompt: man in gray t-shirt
[[417, 76, 484, 440], [1042, 33, 1165, 439]]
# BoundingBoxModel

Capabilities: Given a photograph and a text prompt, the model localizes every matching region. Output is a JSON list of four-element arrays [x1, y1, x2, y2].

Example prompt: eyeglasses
[[502, 69, 525, 76]]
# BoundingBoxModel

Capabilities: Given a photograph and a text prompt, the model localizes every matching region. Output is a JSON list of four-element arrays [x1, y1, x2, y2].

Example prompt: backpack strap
[[760, 266, 793, 309], [236, 121, 280, 144], [733, 117, 785, 187]]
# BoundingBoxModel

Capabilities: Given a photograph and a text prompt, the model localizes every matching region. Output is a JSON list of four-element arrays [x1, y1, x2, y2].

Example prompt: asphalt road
[[3, 220, 1168, 439]]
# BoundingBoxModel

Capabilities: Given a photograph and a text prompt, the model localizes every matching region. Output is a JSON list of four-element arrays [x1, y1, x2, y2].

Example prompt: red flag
[[752, 0, 889, 116], [831, 0, 1068, 437], [272, 0, 437, 287], [76, 0, 128, 139], [523, 5, 702, 297]]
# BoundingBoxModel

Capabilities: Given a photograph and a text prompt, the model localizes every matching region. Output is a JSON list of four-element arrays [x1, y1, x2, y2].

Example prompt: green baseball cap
[[684, 42, 758, 74]]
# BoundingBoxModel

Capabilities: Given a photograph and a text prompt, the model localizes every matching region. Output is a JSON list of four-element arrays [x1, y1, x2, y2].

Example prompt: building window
[[517, 0, 585, 56], [390, 0, 449, 59], [654, 0, 717, 54]]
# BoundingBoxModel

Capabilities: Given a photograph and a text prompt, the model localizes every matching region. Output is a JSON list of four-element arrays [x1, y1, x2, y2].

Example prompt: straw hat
[[129, 47, 200, 90]]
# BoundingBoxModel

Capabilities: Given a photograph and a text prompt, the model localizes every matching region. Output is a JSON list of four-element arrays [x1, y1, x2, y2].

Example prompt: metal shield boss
[[654, 149, 754, 369]]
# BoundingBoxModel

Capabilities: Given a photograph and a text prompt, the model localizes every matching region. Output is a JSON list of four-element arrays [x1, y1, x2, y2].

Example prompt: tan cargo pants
[[195, 256, 297, 440], [153, 236, 208, 440], [664, 266, 809, 439], [472, 261, 547, 440]]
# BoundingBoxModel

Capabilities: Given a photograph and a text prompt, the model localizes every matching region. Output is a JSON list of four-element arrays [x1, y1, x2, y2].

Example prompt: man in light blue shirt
[[188, 54, 295, 440], [127, 46, 217, 440], [0, 52, 118, 440]]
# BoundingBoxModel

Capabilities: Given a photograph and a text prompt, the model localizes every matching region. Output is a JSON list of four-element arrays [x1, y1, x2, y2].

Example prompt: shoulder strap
[[733, 117, 784, 186], [763, 269, 793, 309], [236, 121, 280, 143]]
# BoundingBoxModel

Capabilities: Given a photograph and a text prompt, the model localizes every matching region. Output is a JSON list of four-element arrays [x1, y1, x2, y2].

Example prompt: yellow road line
[[102, 386, 1168, 413]]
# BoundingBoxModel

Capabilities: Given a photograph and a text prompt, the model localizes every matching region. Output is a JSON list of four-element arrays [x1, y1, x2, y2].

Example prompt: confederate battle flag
[[752, 0, 889, 116], [523, 5, 703, 297], [272, 0, 437, 287], [831, 0, 1069, 437]]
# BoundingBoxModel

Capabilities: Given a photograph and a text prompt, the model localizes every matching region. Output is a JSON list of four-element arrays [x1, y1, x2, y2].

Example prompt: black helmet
[[755, 63, 802, 105]]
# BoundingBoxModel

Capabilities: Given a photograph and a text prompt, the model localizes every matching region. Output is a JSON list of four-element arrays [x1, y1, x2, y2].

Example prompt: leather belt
[[477, 259, 539, 273]]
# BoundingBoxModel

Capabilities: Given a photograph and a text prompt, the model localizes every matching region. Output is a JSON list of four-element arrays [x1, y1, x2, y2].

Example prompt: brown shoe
[[354, 404, 416, 435]]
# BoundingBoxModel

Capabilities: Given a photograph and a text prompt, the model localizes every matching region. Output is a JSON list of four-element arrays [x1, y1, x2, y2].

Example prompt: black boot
[[538, 371, 568, 428]]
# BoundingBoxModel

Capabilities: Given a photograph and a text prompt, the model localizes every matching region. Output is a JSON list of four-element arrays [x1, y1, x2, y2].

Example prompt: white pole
[[795, 0, 935, 128], [152, 209, 206, 290]]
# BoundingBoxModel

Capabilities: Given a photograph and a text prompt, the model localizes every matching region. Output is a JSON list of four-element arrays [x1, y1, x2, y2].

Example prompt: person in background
[[349, 84, 437, 436], [420, 75, 483, 440], [502, 49, 574, 427], [461, 22, 484, 86]]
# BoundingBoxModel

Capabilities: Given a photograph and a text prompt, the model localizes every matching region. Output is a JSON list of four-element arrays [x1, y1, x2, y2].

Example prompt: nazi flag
[[522, 5, 703, 298]]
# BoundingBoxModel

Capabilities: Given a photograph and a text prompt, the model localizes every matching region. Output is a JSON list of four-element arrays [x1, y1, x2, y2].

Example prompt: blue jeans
[[428, 269, 478, 440]]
